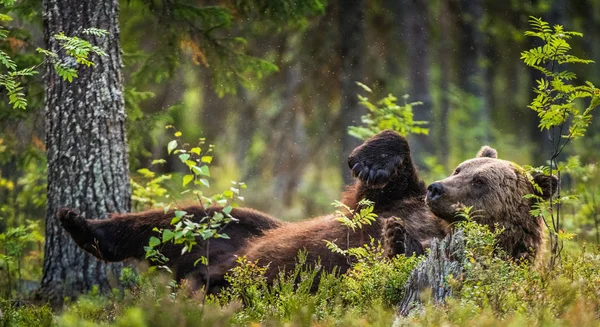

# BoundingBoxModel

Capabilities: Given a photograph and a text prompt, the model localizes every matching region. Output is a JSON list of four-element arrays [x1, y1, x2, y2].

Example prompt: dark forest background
[[1, 0, 599, 225]]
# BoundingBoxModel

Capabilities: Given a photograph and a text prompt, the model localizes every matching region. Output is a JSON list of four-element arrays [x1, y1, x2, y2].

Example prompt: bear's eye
[[453, 168, 461, 175], [472, 178, 485, 187], [381, 153, 388, 158]]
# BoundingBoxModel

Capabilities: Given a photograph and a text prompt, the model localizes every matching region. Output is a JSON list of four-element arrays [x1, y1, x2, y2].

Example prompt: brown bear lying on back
[[58, 130, 446, 289]]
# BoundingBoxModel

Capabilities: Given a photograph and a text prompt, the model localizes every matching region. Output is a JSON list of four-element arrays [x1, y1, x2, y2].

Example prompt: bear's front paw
[[349, 154, 402, 187]]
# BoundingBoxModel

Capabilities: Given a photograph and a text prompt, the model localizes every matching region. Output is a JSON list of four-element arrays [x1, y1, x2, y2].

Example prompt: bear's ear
[[533, 174, 559, 200], [476, 146, 498, 158]]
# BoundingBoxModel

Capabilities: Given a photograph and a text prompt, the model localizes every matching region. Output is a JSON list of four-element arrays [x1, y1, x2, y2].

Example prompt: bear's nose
[[427, 182, 444, 202]]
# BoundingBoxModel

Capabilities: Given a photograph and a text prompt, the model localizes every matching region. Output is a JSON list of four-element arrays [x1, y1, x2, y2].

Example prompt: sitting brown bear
[[383, 146, 557, 261], [59, 130, 445, 287]]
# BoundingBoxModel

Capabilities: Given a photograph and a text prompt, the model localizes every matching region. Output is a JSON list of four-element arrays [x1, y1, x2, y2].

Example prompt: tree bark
[[397, 230, 466, 316], [339, 0, 366, 185], [438, 0, 452, 167], [457, 0, 490, 143], [399, 0, 434, 164], [40, 0, 130, 305], [272, 35, 308, 206]]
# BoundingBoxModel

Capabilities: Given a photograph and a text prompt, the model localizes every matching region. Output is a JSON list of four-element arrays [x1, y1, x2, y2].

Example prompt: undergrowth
[[2, 222, 599, 326]]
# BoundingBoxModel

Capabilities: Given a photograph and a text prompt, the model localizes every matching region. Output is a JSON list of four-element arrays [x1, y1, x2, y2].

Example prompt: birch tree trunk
[[39, 0, 130, 305]]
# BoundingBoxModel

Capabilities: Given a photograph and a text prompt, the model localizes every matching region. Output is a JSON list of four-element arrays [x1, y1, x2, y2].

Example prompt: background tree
[[339, 0, 366, 185], [39, 0, 130, 304]]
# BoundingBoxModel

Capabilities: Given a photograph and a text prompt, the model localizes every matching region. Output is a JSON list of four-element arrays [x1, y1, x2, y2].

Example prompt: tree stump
[[398, 229, 466, 316]]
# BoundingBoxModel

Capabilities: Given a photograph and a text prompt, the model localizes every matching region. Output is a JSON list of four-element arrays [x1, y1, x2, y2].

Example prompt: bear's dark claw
[[360, 166, 370, 179], [368, 169, 376, 184], [351, 162, 364, 177], [375, 169, 389, 184]]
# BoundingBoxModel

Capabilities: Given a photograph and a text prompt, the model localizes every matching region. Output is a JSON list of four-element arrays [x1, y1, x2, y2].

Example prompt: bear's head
[[425, 146, 557, 259]]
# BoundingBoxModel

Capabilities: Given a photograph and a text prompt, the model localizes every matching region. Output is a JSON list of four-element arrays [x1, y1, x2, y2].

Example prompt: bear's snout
[[427, 182, 444, 202]]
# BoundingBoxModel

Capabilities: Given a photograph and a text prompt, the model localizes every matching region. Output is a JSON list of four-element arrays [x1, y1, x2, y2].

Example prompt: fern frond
[[82, 28, 110, 37], [0, 50, 17, 70]]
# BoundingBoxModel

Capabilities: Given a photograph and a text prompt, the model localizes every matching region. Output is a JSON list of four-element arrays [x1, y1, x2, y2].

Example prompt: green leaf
[[167, 140, 177, 154], [190, 147, 201, 155], [201, 156, 213, 164], [194, 256, 208, 266], [222, 206, 233, 215], [137, 168, 155, 178], [174, 210, 187, 219], [192, 165, 210, 177], [152, 159, 167, 165], [183, 174, 194, 187], [179, 153, 190, 163], [148, 236, 161, 248], [162, 230, 175, 242]]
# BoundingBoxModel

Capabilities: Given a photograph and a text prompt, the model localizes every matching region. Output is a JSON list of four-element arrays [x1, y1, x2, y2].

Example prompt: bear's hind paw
[[56, 208, 90, 235]]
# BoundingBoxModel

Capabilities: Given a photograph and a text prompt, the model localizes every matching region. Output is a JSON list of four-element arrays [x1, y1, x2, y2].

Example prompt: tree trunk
[[40, 0, 130, 305], [397, 230, 466, 316], [399, 0, 433, 164], [457, 0, 490, 144], [236, 86, 257, 180], [438, 0, 452, 167], [339, 0, 366, 185], [272, 35, 307, 206]]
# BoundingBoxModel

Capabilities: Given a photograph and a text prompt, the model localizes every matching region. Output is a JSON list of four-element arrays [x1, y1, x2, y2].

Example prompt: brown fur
[[425, 146, 557, 260], [57, 206, 283, 282], [213, 130, 448, 283]]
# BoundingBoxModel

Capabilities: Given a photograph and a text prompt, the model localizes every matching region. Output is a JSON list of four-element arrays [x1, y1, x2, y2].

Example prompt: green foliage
[[119, 0, 321, 97], [339, 240, 421, 309], [331, 198, 377, 233], [212, 246, 418, 324], [397, 221, 600, 325], [0, 158, 45, 298], [325, 199, 377, 259], [521, 16, 600, 266], [522, 16, 599, 149], [0, 301, 53, 327], [0, 1, 108, 109], [142, 128, 247, 276], [234, 0, 326, 23], [564, 158, 600, 243], [0, 219, 43, 298], [130, 169, 171, 211], [349, 82, 428, 140]]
